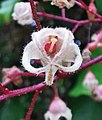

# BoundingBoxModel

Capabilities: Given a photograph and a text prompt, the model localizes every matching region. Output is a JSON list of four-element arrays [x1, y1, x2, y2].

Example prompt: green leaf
[[0, 96, 27, 120], [69, 96, 102, 120], [69, 48, 102, 97], [0, 0, 20, 25], [95, 0, 102, 15]]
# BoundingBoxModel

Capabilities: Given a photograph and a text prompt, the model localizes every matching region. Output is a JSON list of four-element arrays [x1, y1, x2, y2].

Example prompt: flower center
[[44, 36, 58, 54]]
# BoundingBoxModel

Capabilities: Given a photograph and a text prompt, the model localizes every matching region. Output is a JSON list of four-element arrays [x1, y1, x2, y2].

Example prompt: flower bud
[[12, 2, 34, 25], [92, 85, 102, 101], [83, 70, 98, 90], [44, 96, 72, 120], [51, 0, 75, 9]]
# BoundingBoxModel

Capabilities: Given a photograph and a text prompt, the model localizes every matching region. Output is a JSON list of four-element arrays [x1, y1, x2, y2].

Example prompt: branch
[[80, 55, 102, 70], [37, 12, 102, 24], [0, 56, 102, 101]]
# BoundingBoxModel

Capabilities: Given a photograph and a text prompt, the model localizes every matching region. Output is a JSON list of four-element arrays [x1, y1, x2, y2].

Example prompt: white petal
[[55, 28, 74, 41], [22, 41, 47, 74], [53, 44, 82, 72], [52, 29, 74, 63], [45, 65, 58, 86], [31, 31, 51, 63], [44, 107, 72, 120]]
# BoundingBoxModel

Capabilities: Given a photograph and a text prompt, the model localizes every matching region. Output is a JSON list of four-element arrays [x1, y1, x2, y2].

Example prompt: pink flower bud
[[91, 30, 102, 48], [87, 42, 97, 51], [83, 70, 98, 90], [44, 96, 72, 120], [92, 85, 102, 101]]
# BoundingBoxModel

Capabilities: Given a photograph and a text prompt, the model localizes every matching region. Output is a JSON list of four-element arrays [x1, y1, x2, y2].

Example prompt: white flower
[[83, 70, 98, 90], [51, 0, 75, 9], [44, 96, 72, 120], [12, 2, 33, 25], [22, 27, 82, 86]]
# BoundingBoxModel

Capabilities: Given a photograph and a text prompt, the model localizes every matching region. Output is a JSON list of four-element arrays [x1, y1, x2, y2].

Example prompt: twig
[[52, 84, 59, 97], [72, 23, 80, 33], [77, 0, 102, 20], [25, 90, 40, 120], [29, 0, 42, 30], [61, 8, 66, 18]]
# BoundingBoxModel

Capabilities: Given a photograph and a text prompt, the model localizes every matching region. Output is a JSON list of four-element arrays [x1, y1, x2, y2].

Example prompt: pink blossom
[[44, 96, 72, 120], [92, 85, 102, 101], [83, 70, 98, 90]]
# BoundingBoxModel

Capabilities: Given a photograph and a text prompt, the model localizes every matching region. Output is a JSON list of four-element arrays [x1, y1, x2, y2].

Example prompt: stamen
[[44, 36, 58, 54]]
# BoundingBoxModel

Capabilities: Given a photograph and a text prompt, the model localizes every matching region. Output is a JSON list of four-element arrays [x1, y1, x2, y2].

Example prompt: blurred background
[[0, 0, 102, 120]]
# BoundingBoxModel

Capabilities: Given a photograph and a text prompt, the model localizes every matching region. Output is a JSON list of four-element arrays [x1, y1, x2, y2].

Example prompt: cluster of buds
[[44, 96, 72, 120]]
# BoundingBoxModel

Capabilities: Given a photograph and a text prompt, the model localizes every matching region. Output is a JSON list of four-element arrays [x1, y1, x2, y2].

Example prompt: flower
[[83, 70, 98, 90], [87, 30, 102, 51], [22, 27, 82, 86], [92, 85, 102, 101], [2, 66, 23, 86], [51, 0, 75, 9], [12, 2, 34, 25], [44, 96, 72, 120], [91, 30, 102, 47]]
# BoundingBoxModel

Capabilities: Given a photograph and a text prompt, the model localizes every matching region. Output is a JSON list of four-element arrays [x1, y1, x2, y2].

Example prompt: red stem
[[25, 90, 40, 120], [0, 56, 102, 101], [77, 0, 102, 20], [80, 55, 102, 70], [52, 84, 59, 97], [37, 12, 102, 24], [72, 23, 80, 33], [2, 72, 44, 87], [29, 0, 42, 30]]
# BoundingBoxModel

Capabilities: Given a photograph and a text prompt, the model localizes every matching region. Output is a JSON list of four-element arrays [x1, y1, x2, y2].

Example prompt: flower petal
[[53, 43, 82, 72], [22, 41, 47, 74], [52, 29, 74, 62]]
